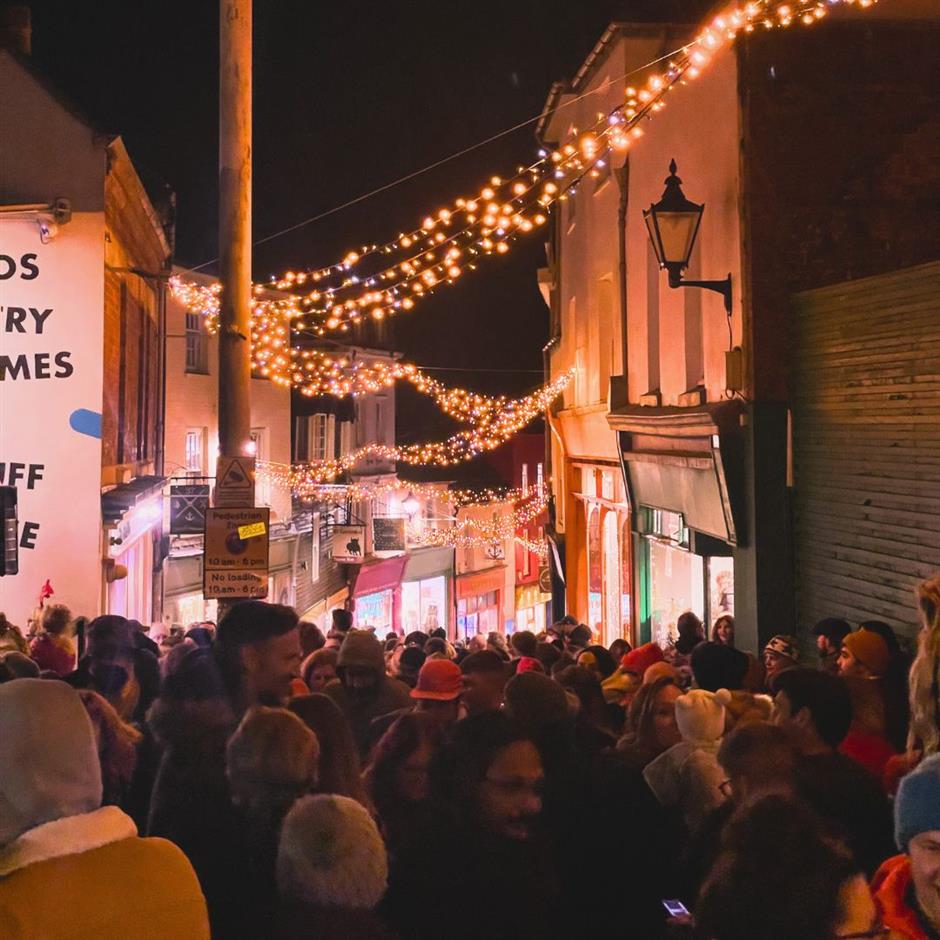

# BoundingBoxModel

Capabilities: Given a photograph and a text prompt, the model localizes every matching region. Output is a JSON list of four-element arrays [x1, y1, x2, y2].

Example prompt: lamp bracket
[[666, 267, 733, 315]]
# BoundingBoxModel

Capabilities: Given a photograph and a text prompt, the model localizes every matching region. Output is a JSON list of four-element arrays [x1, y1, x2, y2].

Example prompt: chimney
[[0, 6, 31, 56]]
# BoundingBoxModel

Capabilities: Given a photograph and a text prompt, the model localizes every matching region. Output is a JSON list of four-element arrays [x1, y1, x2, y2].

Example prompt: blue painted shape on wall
[[69, 409, 102, 439]]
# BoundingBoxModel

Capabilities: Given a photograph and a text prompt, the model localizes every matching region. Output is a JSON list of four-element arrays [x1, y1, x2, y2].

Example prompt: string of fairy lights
[[171, 0, 877, 350]]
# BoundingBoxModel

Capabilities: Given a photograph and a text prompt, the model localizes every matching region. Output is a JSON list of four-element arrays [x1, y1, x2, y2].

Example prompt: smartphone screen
[[662, 899, 690, 917]]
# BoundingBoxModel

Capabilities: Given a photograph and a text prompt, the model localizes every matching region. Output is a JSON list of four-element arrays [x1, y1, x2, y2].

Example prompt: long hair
[[909, 573, 940, 753], [77, 689, 142, 805]]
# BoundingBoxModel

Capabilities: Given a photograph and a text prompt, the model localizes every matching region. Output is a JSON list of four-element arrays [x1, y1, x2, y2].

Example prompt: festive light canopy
[[172, 0, 877, 345]]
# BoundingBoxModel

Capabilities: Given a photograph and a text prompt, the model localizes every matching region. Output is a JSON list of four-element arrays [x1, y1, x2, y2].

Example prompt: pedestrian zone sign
[[203, 507, 270, 599]]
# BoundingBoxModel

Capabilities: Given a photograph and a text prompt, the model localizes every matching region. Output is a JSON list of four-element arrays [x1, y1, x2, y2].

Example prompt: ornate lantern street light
[[643, 159, 732, 314]]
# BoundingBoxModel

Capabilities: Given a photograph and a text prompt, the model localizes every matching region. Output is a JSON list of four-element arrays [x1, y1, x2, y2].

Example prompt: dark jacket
[[324, 632, 412, 759], [279, 902, 397, 940]]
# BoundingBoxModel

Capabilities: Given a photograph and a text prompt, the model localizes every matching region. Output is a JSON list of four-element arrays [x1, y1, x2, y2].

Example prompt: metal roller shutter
[[791, 261, 940, 642]]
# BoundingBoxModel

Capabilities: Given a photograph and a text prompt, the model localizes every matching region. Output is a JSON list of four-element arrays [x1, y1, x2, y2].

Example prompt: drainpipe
[[615, 162, 630, 383]]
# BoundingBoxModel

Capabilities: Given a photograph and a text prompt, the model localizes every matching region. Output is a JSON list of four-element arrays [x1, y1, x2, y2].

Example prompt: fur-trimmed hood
[[147, 695, 237, 752]]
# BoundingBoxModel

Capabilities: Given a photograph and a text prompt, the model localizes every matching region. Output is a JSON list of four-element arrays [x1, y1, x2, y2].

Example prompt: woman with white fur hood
[[0, 679, 209, 939], [643, 687, 732, 833]]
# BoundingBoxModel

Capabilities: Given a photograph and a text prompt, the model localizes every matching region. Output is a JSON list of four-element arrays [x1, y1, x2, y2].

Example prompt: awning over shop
[[353, 556, 408, 597], [457, 566, 506, 599], [101, 475, 166, 525], [404, 546, 454, 581], [608, 403, 742, 545]]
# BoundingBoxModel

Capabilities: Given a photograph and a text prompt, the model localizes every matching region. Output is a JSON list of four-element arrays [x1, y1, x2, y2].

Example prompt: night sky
[[23, 0, 688, 449]]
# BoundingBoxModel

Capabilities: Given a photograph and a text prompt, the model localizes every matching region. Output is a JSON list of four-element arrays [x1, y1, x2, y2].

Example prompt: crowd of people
[[2, 577, 940, 938]]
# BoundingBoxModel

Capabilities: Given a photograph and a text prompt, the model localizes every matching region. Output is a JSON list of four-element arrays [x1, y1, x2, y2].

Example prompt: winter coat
[[644, 740, 727, 833], [27, 632, 75, 676], [840, 675, 897, 780], [279, 901, 397, 940], [722, 689, 772, 732], [146, 694, 246, 939], [872, 854, 940, 940], [324, 632, 412, 759], [0, 805, 209, 939]]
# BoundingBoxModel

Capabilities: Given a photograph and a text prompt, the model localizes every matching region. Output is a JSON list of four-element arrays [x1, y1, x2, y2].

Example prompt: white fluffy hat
[[675, 688, 732, 746], [277, 794, 388, 909]]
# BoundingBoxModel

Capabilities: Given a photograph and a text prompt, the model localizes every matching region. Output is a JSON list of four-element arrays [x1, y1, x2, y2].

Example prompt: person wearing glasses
[[873, 754, 940, 939]]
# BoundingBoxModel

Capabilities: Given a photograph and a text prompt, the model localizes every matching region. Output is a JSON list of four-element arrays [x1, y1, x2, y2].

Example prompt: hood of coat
[[147, 695, 237, 752], [336, 630, 386, 680], [0, 679, 102, 848]]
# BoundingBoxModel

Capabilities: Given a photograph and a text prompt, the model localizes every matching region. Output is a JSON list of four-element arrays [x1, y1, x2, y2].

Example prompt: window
[[536, 462, 544, 493], [250, 428, 270, 506], [185, 312, 208, 374], [521, 463, 529, 493], [185, 428, 204, 474], [339, 420, 354, 457], [294, 414, 334, 462]]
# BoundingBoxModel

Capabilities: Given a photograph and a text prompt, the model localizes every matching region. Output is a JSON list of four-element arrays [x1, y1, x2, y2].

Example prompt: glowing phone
[[662, 899, 690, 918]]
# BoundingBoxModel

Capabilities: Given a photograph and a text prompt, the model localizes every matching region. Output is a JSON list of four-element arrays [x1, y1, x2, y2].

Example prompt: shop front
[[400, 547, 454, 636], [352, 555, 408, 635], [515, 583, 551, 634], [609, 403, 742, 648], [456, 566, 509, 640]]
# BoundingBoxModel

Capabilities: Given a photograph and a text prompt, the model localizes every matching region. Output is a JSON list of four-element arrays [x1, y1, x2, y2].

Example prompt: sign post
[[203, 506, 269, 600]]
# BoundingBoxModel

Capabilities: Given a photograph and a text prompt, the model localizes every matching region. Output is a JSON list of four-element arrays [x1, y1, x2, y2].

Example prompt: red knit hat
[[410, 658, 463, 701], [621, 643, 664, 678]]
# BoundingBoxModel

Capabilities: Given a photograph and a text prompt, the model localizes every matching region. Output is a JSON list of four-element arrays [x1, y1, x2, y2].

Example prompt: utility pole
[[218, 0, 253, 473]]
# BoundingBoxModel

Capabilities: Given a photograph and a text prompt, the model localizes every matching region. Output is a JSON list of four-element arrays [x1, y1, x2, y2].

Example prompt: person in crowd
[[691, 641, 772, 730], [577, 643, 617, 679], [674, 611, 705, 656], [382, 712, 559, 940], [393, 645, 426, 688], [813, 616, 852, 674], [363, 711, 444, 856], [277, 794, 393, 940], [486, 630, 511, 660], [873, 753, 940, 939], [77, 688, 151, 826], [838, 629, 898, 779], [772, 667, 895, 876], [644, 688, 730, 833], [696, 795, 883, 940], [404, 630, 428, 649], [859, 620, 912, 755], [515, 655, 545, 674], [604, 641, 665, 709], [564, 622, 592, 655], [683, 722, 800, 900], [0, 649, 40, 682], [535, 640, 562, 674], [608, 637, 631, 662], [66, 615, 161, 724], [0, 611, 29, 655], [510, 629, 538, 660], [762, 634, 800, 688], [298, 620, 326, 658], [460, 649, 508, 716], [223, 705, 320, 936], [0, 679, 210, 938], [148, 601, 301, 938], [323, 628, 411, 759], [423, 636, 455, 659], [616, 675, 683, 771], [908, 574, 940, 767], [466, 632, 487, 653], [300, 647, 339, 693], [710, 613, 735, 647], [409, 658, 462, 727], [556, 664, 620, 747], [27, 603, 75, 676], [327, 608, 353, 646], [289, 693, 370, 806]]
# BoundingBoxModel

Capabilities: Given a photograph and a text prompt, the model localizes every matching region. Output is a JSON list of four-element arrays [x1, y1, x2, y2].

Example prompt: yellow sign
[[203, 507, 270, 600], [237, 521, 267, 540]]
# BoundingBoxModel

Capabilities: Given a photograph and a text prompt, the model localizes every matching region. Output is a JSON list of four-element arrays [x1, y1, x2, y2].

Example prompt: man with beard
[[323, 629, 412, 759], [381, 712, 559, 940]]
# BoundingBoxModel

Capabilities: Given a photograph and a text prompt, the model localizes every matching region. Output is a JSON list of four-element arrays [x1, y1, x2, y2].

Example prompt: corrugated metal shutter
[[792, 261, 940, 642]]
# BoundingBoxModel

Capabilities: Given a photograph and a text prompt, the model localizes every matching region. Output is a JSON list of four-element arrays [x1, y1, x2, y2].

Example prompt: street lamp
[[643, 159, 732, 314]]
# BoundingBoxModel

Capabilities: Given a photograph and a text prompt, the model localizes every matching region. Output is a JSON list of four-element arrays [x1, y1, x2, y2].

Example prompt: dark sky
[[23, 0, 674, 443]]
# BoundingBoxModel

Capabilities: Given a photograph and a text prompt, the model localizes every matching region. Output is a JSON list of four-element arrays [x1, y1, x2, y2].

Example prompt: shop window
[[185, 312, 208, 374], [603, 512, 621, 645], [185, 428, 204, 475], [647, 541, 705, 649], [587, 507, 603, 636], [621, 517, 633, 636]]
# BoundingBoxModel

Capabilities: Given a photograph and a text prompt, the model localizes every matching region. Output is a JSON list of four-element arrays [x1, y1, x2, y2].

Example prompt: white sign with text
[[0, 216, 105, 626]]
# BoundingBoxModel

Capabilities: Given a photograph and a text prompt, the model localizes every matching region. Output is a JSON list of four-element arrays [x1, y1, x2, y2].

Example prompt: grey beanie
[[896, 754, 940, 852]]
